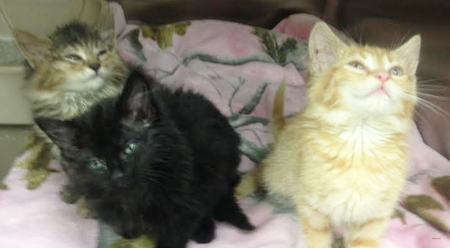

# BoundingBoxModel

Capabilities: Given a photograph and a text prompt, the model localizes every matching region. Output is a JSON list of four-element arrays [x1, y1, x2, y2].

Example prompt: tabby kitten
[[35, 71, 254, 248], [262, 22, 421, 248], [14, 18, 128, 191]]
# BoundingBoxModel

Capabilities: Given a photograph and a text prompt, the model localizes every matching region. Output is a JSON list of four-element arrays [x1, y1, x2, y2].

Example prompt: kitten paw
[[192, 218, 215, 244], [107, 235, 156, 248], [59, 185, 80, 204], [77, 197, 97, 219], [24, 168, 50, 190]]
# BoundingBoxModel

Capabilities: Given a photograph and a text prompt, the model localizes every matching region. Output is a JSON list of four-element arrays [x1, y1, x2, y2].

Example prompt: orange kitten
[[262, 22, 421, 248]]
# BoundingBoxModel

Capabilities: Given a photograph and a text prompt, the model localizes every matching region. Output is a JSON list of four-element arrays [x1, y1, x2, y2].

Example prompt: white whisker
[[400, 92, 450, 119], [414, 110, 433, 128]]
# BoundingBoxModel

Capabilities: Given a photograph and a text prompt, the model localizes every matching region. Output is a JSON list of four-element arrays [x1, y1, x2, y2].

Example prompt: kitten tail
[[271, 80, 286, 140]]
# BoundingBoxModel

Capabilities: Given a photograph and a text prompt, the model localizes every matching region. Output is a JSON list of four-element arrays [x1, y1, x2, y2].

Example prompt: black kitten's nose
[[89, 63, 100, 72], [112, 170, 124, 180]]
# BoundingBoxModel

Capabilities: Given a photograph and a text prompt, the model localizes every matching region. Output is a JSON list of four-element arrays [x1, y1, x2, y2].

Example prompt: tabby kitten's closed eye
[[35, 71, 254, 248], [262, 22, 421, 248], [13, 14, 128, 196]]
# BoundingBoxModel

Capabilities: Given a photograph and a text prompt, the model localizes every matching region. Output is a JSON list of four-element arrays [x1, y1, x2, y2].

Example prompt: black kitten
[[35, 71, 254, 248]]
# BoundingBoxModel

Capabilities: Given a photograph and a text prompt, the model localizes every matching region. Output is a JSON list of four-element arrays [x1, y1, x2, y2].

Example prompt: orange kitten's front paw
[[346, 217, 387, 248], [331, 234, 345, 248], [347, 239, 380, 248]]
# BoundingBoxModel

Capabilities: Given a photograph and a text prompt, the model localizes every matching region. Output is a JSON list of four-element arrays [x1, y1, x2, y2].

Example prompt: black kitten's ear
[[119, 71, 156, 126], [34, 118, 76, 150]]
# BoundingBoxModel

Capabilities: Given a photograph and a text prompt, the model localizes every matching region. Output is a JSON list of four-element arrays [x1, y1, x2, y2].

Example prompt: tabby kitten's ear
[[97, 9, 116, 44], [308, 22, 347, 73], [120, 72, 157, 126], [394, 34, 421, 75], [14, 30, 52, 68], [35, 118, 76, 150]]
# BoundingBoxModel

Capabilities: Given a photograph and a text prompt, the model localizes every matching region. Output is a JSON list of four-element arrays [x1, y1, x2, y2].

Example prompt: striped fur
[[14, 20, 128, 190], [262, 22, 421, 248]]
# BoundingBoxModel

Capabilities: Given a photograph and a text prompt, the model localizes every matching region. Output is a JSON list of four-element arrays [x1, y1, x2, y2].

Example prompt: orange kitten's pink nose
[[375, 72, 390, 83]]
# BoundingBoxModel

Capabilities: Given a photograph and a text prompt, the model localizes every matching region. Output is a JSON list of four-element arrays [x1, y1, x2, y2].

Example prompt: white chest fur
[[299, 120, 408, 225]]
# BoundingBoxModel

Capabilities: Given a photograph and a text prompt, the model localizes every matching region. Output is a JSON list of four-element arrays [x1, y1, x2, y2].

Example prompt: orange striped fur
[[262, 22, 421, 248]]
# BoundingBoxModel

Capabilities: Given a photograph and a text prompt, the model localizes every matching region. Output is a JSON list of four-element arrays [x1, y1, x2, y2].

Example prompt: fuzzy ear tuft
[[14, 30, 52, 68], [308, 22, 347, 73], [96, 6, 116, 44], [395, 34, 421, 75], [119, 71, 156, 126]]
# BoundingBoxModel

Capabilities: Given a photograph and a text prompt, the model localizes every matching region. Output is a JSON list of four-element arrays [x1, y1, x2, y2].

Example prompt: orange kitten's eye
[[389, 67, 404, 76], [65, 54, 82, 62], [348, 61, 366, 70]]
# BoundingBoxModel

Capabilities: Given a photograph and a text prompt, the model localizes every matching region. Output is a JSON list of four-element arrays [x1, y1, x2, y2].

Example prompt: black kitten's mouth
[[115, 180, 131, 188]]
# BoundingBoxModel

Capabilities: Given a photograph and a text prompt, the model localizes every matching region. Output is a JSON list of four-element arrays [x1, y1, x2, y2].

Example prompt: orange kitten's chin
[[351, 94, 399, 115], [344, 77, 411, 114]]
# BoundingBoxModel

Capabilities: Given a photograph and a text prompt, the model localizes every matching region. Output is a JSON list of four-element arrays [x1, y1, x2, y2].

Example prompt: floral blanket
[[0, 3, 449, 248]]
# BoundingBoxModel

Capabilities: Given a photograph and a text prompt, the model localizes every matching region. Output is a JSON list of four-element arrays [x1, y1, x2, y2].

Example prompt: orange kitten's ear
[[395, 35, 421, 75], [13, 30, 52, 69], [308, 22, 347, 73]]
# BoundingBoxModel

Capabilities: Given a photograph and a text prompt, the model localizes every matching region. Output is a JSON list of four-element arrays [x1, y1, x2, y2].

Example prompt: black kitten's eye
[[123, 143, 138, 156], [348, 61, 366, 71], [389, 66, 404, 76], [65, 54, 82, 62], [88, 159, 107, 173]]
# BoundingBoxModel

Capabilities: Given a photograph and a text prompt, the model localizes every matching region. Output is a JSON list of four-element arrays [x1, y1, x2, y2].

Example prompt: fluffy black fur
[[35, 71, 254, 248]]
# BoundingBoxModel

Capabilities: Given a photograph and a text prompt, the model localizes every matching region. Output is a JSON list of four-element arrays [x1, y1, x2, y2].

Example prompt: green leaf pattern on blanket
[[0, 182, 8, 190], [392, 208, 407, 224], [432, 175, 450, 201], [252, 27, 307, 70], [228, 82, 271, 163], [403, 194, 450, 234], [140, 21, 191, 49]]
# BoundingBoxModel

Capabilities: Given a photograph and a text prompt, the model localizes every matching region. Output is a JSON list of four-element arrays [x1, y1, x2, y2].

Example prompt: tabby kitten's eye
[[65, 54, 82, 62], [88, 159, 107, 173], [123, 143, 138, 156], [348, 61, 366, 70], [389, 67, 404, 76], [97, 50, 108, 61]]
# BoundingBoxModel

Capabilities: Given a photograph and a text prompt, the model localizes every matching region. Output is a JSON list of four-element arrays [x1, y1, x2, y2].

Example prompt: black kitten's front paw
[[118, 228, 141, 240], [191, 217, 215, 244], [191, 229, 214, 244], [115, 222, 143, 240], [59, 184, 80, 204], [77, 197, 98, 219]]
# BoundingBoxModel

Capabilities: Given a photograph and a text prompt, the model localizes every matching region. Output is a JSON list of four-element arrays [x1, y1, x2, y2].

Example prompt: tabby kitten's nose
[[89, 63, 100, 73]]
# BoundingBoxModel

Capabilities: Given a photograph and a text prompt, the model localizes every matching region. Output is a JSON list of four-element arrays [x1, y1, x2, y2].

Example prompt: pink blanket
[[1, 3, 449, 248]]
